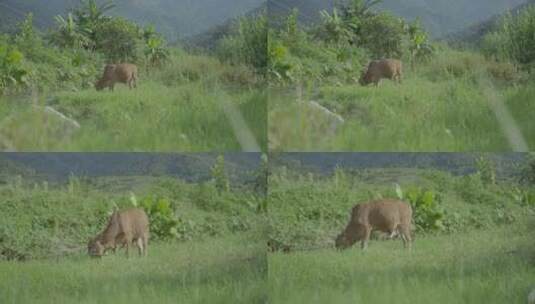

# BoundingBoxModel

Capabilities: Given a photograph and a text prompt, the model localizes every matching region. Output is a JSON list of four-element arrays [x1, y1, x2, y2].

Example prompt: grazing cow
[[335, 199, 413, 250], [95, 63, 138, 91], [359, 59, 402, 86], [88, 208, 149, 258]]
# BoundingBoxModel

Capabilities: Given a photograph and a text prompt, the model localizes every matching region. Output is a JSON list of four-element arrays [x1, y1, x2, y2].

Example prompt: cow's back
[[117, 208, 149, 238], [363, 199, 411, 230], [114, 63, 137, 82], [375, 59, 401, 78]]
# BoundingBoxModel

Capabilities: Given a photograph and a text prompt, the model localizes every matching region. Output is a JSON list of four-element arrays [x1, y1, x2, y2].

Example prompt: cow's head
[[87, 238, 105, 257]]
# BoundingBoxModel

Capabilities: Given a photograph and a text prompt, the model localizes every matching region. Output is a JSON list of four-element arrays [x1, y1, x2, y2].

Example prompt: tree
[[73, 0, 115, 40], [94, 17, 141, 62], [0, 43, 28, 94], [406, 19, 434, 63], [50, 13, 91, 49], [211, 155, 230, 194], [483, 5, 535, 67], [141, 25, 169, 68], [217, 11, 267, 72]]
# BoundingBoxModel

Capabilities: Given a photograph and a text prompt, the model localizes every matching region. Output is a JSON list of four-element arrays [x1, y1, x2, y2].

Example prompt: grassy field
[[267, 156, 535, 303], [0, 234, 267, 304], [269, 220, 535, 304], [268, 49, 534, 152], [0, 52, 266, 152]]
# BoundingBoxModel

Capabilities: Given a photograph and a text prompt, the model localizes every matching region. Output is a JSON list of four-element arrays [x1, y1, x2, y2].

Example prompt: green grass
[[0, 234, 267, 304], [269, 221, 535, 304], [268, 49, 534, 151], [0, 82, 266, 151], [0, 49, 267, 152]]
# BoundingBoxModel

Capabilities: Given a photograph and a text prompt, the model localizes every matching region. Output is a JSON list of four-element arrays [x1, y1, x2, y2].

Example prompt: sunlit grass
[[0, 81, 266, 151], [269, 221, 535, 304], [0, 234, 267, 304], [268, 50, 534, 151]]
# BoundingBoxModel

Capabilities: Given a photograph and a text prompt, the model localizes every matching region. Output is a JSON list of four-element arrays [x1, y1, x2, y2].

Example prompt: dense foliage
[[0, 174, 264, 260], [483, 5, 535, 70], [216, 11, 268, 73], [0, 0, 173, 95], [268, 0, 434, 85], [268, 163, 535, 249]]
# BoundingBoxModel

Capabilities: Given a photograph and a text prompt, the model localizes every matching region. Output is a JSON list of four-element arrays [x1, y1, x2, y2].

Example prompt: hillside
[[271, 153, 526, 178], [448, 0, 535, 45], [0, 153, 262, 183], [268, 0, 527, 38], [0, 0, 264, 40]]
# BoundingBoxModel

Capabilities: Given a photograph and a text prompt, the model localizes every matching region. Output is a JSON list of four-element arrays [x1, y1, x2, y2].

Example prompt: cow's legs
[[124, 234, 132, 258], [142, 233, 149, 256], [388, 229, 399, 239], [360, 226, 371, 250], [136, 238, 144, 256], [400, 225, 412, 249]]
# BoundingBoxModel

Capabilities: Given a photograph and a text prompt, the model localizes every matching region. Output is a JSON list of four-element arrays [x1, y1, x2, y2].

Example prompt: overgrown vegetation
[[268, 158, 535, 249], [268, 0, 534, 151], [217, 10, 268, 73], [0, 235, 267, 304], [269, 223, 535, 304], [0, 0, 266, 151], [482, 4, 535, 70], [268, 0, 434, 85], [0, 171, 265, 260]]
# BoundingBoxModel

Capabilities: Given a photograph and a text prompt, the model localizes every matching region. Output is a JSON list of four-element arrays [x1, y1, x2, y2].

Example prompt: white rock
[[306, 101, 345, 134]]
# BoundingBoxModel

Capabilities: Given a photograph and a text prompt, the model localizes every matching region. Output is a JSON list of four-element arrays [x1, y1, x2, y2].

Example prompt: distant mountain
[[185, 3, 266, 50], [447, 0, 535, 45], [0, 153, 261, 183], [271, 153, 526, 178], [0, 0, 265, 41], [268, 0, 528, 38]]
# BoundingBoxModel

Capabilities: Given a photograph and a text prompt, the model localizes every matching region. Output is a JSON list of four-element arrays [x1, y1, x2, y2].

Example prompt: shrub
[[211, 155, 230, 194], [358, 12, 406, 59], [217, 12, 267, 73], [520, 153, 535, 185], [0, 42, 29, 94], [94, 17, 141, 62], [138, 196, 180, 241], [483, 5, 535, 68], [475, 156, 496, 185], [402, 187, 446, 232]]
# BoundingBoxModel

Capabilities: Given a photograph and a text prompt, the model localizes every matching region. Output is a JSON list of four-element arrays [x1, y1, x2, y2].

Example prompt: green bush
[[217, 11, 267, 72], [483, 5, 535, 68], [94, 17, 141, 62], [0, 42, 29, 94], [401, 187, 446, 232], [138, 196, 180, 241], [268, 1, 436, 85], [358, 12, 406, 59], [269, 167, 534, 249]]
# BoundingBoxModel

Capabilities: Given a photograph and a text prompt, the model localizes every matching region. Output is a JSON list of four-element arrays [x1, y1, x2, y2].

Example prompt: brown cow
[[335, 199, 412, 250], [359, 59, 402, 86], [95, 63, 138, 91], [88, 208, 149, 258]]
